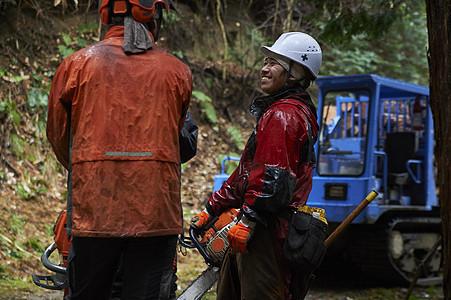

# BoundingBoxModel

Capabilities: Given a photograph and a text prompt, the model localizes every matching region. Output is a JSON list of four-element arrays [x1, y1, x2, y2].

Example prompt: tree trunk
[[425, 1, 451, 298]]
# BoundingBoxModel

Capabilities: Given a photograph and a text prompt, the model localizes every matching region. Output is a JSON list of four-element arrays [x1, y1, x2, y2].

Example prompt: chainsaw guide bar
[[177, 266, 220, 300]]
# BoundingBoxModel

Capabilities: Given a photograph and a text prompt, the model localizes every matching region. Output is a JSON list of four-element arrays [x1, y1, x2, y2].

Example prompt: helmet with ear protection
[[98, 0, 177, 25]]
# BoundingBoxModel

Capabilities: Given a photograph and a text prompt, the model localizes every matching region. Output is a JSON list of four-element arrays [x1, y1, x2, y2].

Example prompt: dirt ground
[[5, 285, 444, 300]]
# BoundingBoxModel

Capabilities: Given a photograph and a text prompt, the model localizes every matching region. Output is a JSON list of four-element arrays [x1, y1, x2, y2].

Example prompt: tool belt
[[281, 206, 328, 271]]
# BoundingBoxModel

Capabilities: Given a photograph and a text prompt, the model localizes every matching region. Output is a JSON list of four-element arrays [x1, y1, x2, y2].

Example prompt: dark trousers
[[111, 252, 178, 299], [66, 235, 177, 300], [217, 226, 285, 300], [217, 225, 312, 300]]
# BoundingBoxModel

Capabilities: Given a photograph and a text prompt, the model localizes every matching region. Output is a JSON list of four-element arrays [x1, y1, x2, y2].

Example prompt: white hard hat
[[261, 32, 322, 79]]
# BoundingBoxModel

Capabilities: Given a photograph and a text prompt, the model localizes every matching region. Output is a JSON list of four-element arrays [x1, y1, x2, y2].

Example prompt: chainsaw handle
[[178, 234, 196, 249], [180, 214, 220, 249], [189, 227, 221, 268], [41, 242, 67, 275]]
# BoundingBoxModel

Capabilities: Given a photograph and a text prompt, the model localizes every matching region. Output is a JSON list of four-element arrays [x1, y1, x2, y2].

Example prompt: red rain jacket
[[46, 26, 192, 237], [206, 88, 318, 228], [208, 88, 318, 298]]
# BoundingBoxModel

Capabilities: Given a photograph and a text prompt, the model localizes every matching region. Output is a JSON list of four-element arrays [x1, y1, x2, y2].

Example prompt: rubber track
[[347, 217, 442, 286]]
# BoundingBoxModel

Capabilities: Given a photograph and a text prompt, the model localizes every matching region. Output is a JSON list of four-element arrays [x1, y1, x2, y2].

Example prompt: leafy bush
[[77, 21, 98, 34], [192, 90, 218, 124], [58, 33, 76, 59]]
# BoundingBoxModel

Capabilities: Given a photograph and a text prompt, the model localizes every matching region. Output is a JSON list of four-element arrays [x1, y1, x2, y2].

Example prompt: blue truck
[[309, 74, 441, 286]]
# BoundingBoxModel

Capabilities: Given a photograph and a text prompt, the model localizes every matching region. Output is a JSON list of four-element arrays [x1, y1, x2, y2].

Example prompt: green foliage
[[205, 78, 213, 89], [27, 73, 51, 145], [14, 183, 33, 200], [56, 22, 98, 58], [0, 276, 38, 294], [62, 33, 72, 46], [5, 74, 27, 84], [11, 76, 24, 83], [26, 238, 44, 253], [320, 2, 428, 86], [0, 67, 10, 77], [7, 211, 26, 235], [163, 10, 181, 29], [218, 153, 240, 175], [61, 189, 68, 201], [57, 30, 95, 59], [77, 21, 98, 34], [27, 88, 48, 110], [322, 35, 377, 75], [172, 50, 185, 59], [192, 90, 211, 103], [426, 285, 439, 297], [226, 126, 244, 150], [320, 7, 396, 44], [76, 38, 89, 48], [3, 247, 22, 260], [14, 171, 49, 200], [45, 221, 55, 237], [311, 0, 423, 43], [10, 134, 26, 159], [58, 33, 76, 59], [182, 208, 196, 221], [0, 100, 21, 128], [234, 0, 429, 85], [192, 90, 218, 124], [0, 264, 7, 276]]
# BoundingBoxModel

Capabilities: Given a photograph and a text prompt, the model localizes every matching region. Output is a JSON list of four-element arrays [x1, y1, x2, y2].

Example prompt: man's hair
[[302, 67, 315, 89]]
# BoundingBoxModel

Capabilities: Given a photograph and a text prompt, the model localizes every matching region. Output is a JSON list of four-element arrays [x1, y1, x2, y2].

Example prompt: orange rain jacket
[[46, 26, 192, 238]]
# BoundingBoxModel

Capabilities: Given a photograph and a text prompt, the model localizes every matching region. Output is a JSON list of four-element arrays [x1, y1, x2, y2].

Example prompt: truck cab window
[[317, 91, 370, 176]]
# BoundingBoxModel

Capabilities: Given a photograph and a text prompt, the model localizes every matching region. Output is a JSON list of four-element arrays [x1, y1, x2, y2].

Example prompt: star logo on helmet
[[301, 54, 308, 61]]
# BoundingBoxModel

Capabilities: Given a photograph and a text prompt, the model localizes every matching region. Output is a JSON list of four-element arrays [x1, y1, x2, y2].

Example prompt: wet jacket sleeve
[[179, 111, 198, 163], [46, 60, 77, 169], [242, 105, 309, 226], [205, 165, 244, 216]]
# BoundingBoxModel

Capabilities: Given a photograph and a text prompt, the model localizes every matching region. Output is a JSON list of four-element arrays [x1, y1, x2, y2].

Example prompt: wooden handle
[[324, 190, 378, 248]]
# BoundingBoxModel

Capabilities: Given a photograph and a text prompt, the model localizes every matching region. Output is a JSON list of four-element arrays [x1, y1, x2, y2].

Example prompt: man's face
[[260, 58, 288, 94]]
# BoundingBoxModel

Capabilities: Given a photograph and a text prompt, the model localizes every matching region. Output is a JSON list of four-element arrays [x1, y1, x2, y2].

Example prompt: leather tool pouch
[[282, 210, 328, 270]]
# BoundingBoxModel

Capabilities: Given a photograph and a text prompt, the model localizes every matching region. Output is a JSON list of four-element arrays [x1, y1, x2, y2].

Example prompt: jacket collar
[[104, 25, 125, 39], [103, 25, 154, 42], [249, 86, 317, 120]]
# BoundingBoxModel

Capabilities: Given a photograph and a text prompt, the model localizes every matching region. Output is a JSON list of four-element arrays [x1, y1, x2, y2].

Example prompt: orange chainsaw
[[32, 210, 71, 297], [176, 207, 240, 299], [32, 208, 240, 300]]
